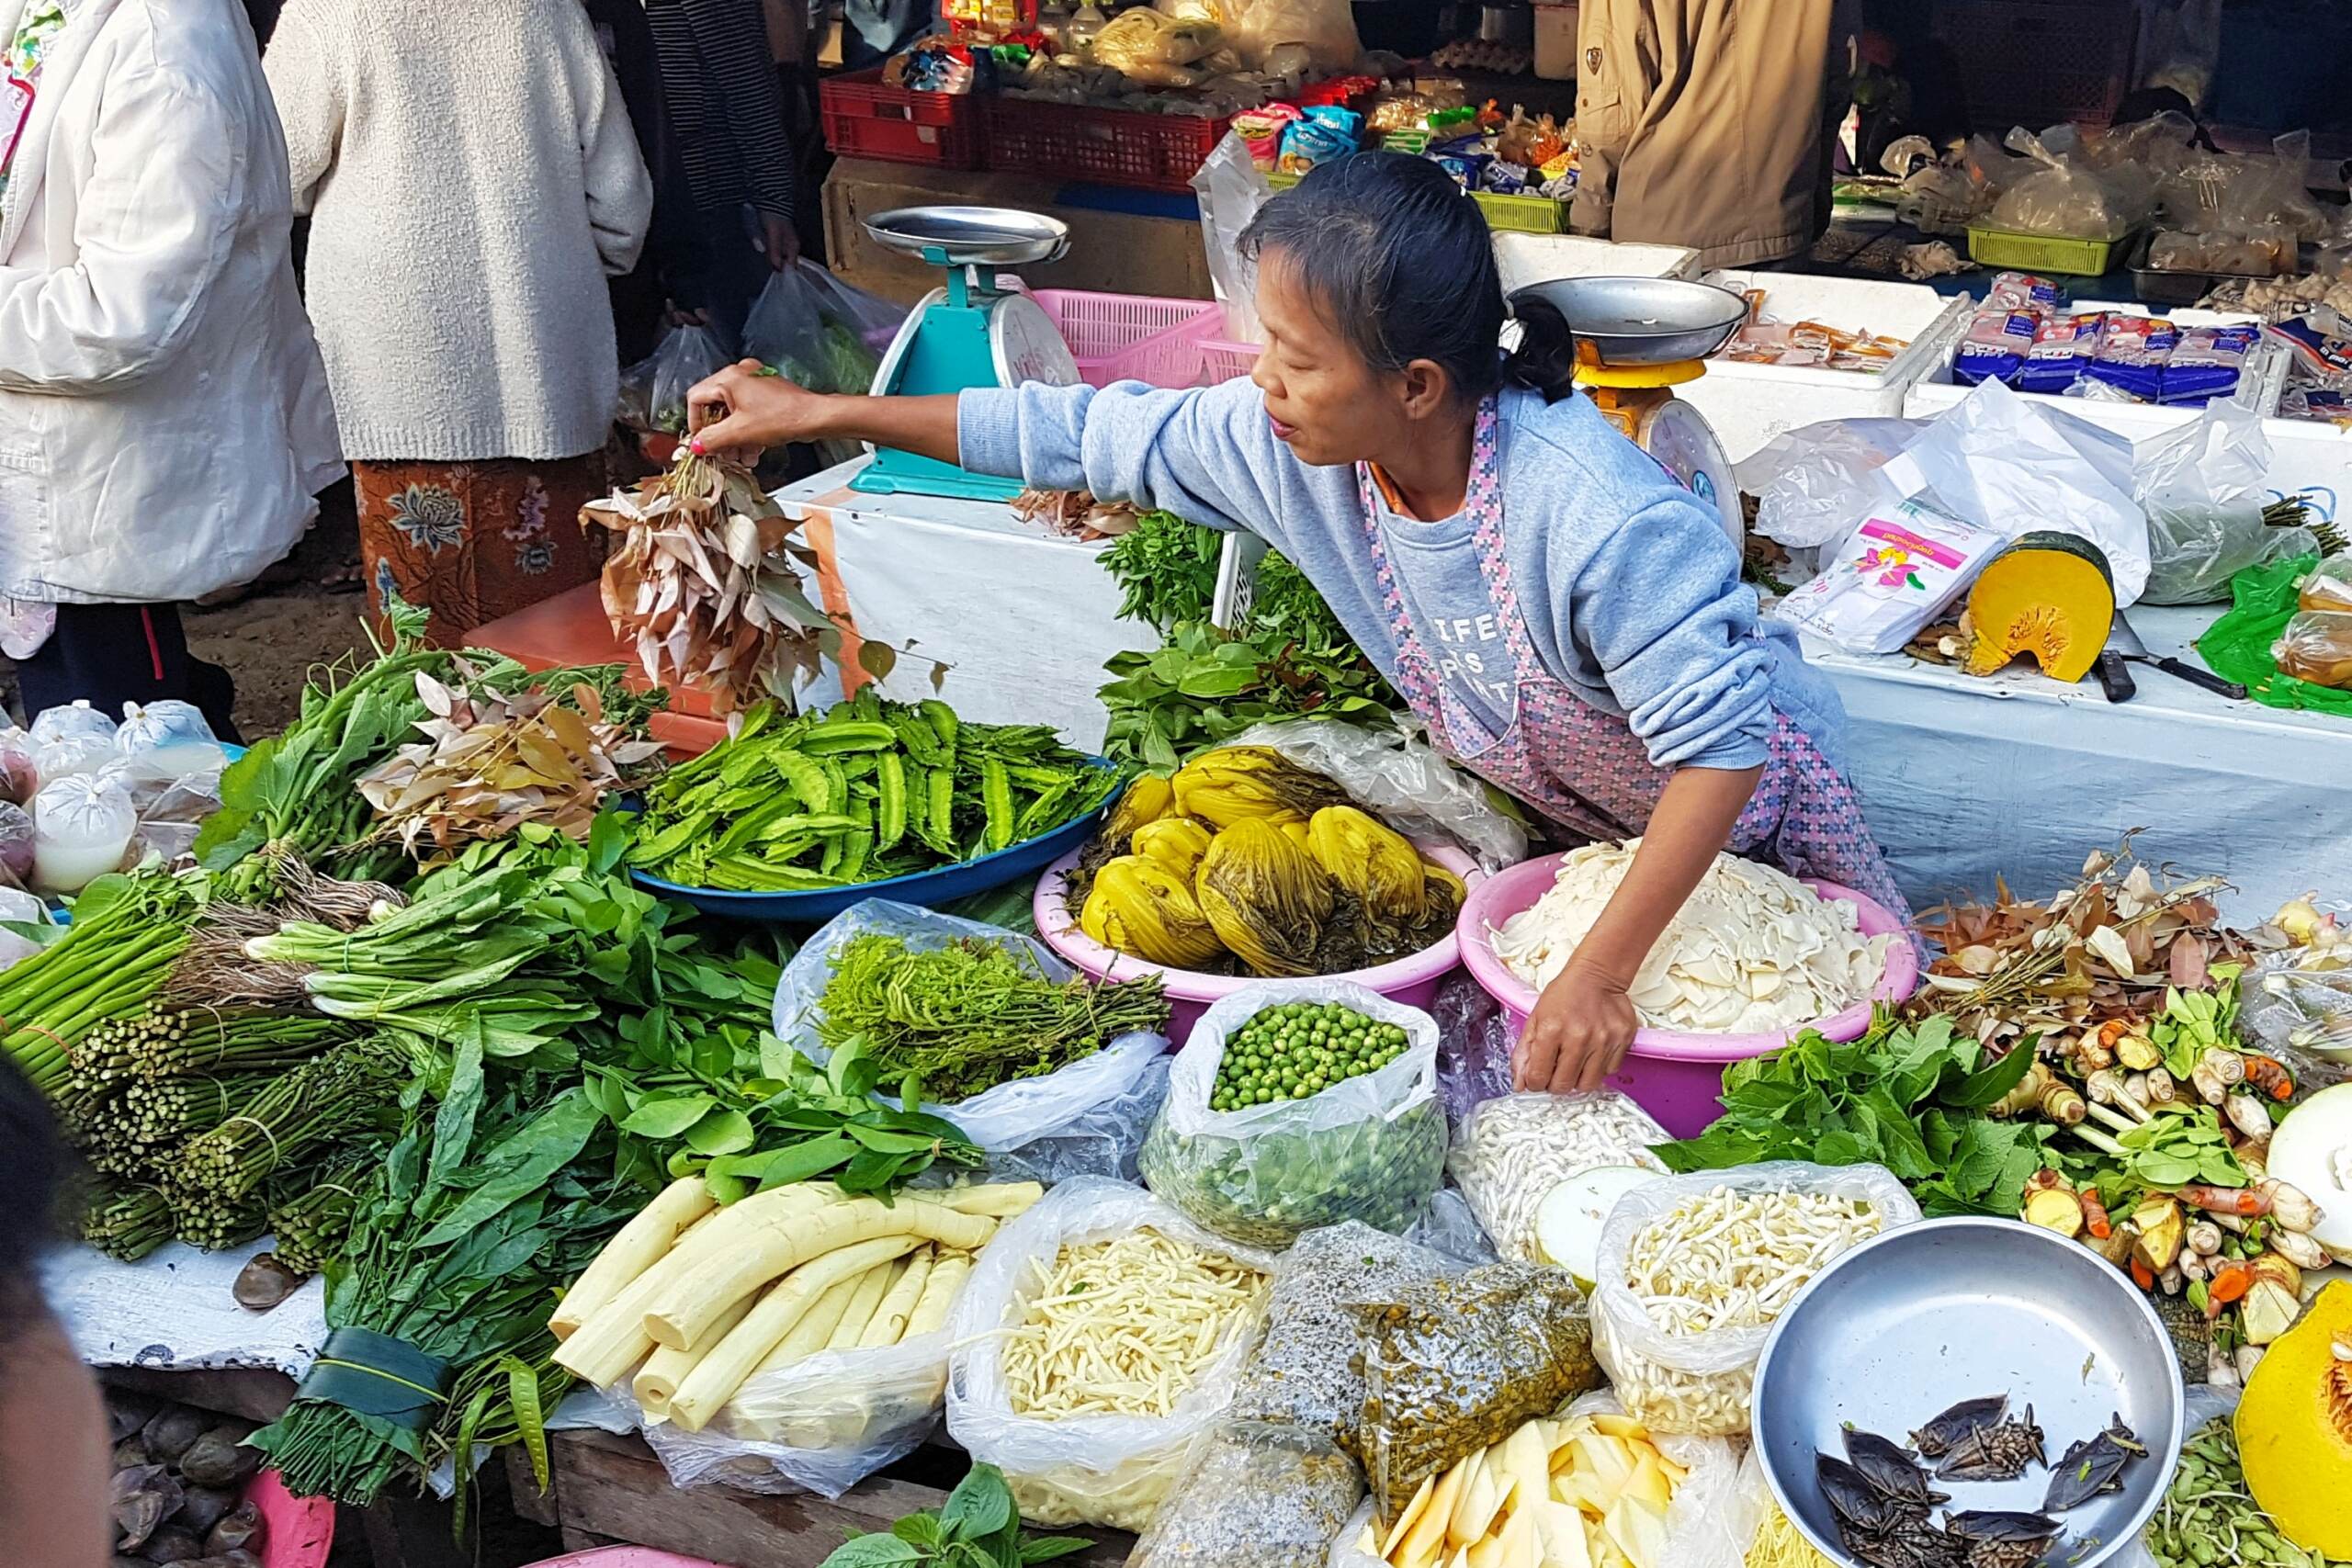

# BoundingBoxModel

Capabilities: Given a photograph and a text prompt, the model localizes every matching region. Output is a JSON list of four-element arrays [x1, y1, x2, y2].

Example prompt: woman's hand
[[759, 211, 800, 269], [1515, 956, 1639, 1094], [687, 360, 830, 460]]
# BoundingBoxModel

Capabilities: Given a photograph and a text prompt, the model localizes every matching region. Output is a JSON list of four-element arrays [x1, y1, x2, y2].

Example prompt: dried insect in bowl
[[2040, 1414, 2146, 1515], [1841, 1428, 1950, 1510], [1941, 1509, 2061, 1568], [1910, 1396, 2011, 1461], [1935, 1405, 2046, 1483]]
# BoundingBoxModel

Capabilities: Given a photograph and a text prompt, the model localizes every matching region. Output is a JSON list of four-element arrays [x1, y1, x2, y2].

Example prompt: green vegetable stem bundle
[[0, 872, 199, 1098], [628, 692, 1117, 893], [811, 932, 1168, 1104]]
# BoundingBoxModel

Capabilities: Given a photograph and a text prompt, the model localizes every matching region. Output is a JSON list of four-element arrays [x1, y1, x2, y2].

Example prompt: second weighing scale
[[1509, 276, 1748, 546], [854, 206, 1082, 502]]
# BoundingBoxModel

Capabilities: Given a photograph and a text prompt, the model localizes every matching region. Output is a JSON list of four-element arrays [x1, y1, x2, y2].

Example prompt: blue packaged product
[[1481, 159, 1532, 195], [1985, 271, 2064, 312], [2159, 324, 2259, 405], [1953, 305, 2037, 386], [2267, 314, 2352, 380], [1277, 105, 1363, 174], [2018, 312, 2104, 394], [2082, 315, 2176, 401]]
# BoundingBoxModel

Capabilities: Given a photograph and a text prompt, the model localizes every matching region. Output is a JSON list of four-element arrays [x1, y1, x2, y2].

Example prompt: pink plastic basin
[[1034, 844, 1485, 1045], [247, 1470, 334, 1568], [1456, 852, 1920, 1138], [521, 1551, 733, 1568]]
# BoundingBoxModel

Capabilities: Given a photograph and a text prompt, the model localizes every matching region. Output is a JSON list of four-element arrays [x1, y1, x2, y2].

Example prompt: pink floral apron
[[1357, 397, 1917, 929]]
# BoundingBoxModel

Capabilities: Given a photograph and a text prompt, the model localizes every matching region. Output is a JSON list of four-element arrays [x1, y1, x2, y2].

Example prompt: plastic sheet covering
[[772, 899, 1170, 1181], [1589, 1162, 1919, 1438], [1228, 1220, 1453, 1441], [1221, 717, 1528, 872], [1347, 1260, 1600, 1524], [1127, 1419, 1364, 1568], [946, 1178, 1278, 1531], [1140, 979, 1445, 1248], [1447, 1092, 1668, 1264]]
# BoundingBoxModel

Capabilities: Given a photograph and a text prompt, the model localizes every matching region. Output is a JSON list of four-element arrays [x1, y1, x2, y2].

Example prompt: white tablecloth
[[1809, 604, 2352, 919], [47, 1239, 326, 1379]]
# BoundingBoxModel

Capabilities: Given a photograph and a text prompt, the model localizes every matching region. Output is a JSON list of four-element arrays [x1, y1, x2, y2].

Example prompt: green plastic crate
[[1964, 224, 2126, 277], [1268, 169, 1564, 232]]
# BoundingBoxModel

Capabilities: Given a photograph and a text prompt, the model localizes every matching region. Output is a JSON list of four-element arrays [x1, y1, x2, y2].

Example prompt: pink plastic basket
[[1028, 289, 1223, 389], [521, 1549, 733, 1568], [1455, 852, 1920, 1139], [1033, 844, 1485, 1045], [247, 1470, 334, 1568]]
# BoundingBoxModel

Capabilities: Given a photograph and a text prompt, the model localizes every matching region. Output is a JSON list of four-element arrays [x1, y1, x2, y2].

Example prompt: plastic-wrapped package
[[1735, 418, 1929, 552], [946, 1179, 1277, 1531], [1769, 497, 2010, 656], [1127, 1420, 1363, 1568], [31, 774, 136, 892], [1349, 1260, 1600, 1523], [1220, 718, 1528, 872], [28, 700, 117, 750], [0, 728, 38, 806], [1431, 972, 1514, 1123], [1228, 0, 1358, 72], [1448, 1093, 1668, 1264], [772, 900, 1170, 1182], [35, 730, 119, 784], [2299, 552, 2352, 613], [1589, 1163, 1919, 1437], [0, 801, 32, 887], [1193, 131, 1272, 344], [1991, 155, 2137, 240], [1139, 980, 1446, 1248], [2272, 610, 2352, 687], [112, 702, 225, 782], [1405, 1188, 1497, 1267], [2136, 398, 2314, 605], [1228, 1221, 1453, 1441]]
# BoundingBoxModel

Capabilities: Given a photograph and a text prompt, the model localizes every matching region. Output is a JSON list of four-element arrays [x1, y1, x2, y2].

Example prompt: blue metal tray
[[629, 761, 1119, 924]]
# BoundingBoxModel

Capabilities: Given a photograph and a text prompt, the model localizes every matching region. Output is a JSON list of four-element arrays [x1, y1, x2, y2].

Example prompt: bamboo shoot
[[825, 1258, 904, 1352], [751, 1273, 865, 1378], [936, 1182, 1046, 1218], [665, 1236, 922, 1432], [552, 1177, 717, 1339], [859, 1247, 935, 1348], [635, 1292, 756, 1418], [902, 1251, 971, 1339]]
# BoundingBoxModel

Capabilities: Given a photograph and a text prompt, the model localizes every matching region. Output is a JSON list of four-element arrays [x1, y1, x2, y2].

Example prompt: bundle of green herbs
[[808, 931, 1168, 1103], [0, 871, 201, 1099], [1652, 1011, 2059, 1217]]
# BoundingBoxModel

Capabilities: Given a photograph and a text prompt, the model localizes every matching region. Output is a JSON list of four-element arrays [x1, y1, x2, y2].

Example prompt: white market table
[[1809, 604, 2352, 919], [778, 458, 1159, 752]]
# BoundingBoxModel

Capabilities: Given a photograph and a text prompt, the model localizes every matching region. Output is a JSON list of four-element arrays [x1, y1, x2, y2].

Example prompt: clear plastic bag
[[1139, 980, 1446, 1248], [1127, 1420, 1363, 1568], [28, 700, 116, 750], [1431, 971, 1514, 1123], [744, 262, 894, 396], [1736, 418, 1930, 552], [1447, 1092, 1669, 1264], [2299, 552, 2352, 614], [34, 730, 119, 785], [31, 774, 135, 892], [1589, 1162, 1920, 1438], [2272, 610, 2352, 687], [1221, 718, 1528, 872], [772, 899, 1170, 1180], [1228, 0, 1358, 71], [643, 322, 731, 436], [633, 1330, 955, 1499], [1193, 132, 1272, 346], [1989, 132, 2142, 241], [0, 802, 34, 888], [0, 728, 38, 807], [1228, 1220, 1453, 1441], [1347, 1260, 1600, 1524], [2240, 950, 2352, 1074], [1404, 1188, 1497, 1268], [2136, 399, 2314, 605], [111, 702, 225, 782], [945, 1177, 1278, 1531]]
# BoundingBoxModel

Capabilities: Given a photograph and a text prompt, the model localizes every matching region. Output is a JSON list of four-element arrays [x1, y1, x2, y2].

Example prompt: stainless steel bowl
[[1509, 276, 1748, 364], [1753, 1217, 2184, 1568], [862, 206, 1072, 266]]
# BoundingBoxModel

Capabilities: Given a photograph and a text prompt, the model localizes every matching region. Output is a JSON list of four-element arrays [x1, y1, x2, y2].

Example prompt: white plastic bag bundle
[[2136, 400, 2313, 605], [32, 774, 135, 892], [1222, 717, 1527, 871], [34, 731, 119, 785], [112, 701, 225, 781], [0, 878, 50, 972], [945, 1177, 1277, 1530], [1326, 1389, 1749, 1568], [28, 700, 116, 750], [1736, 417, 1931, 552], [1873, 377, 2151, 604], [1589, 1161, 1920, 1437], [0, 728, 38, 806], [1140, 980, 1446, 1248], [772, 899, 1171, 1182]]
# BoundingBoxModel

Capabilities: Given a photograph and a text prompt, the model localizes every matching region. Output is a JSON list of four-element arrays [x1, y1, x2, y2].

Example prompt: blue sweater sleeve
[[956, 378, 1297, 550], [1571, 492, 1776, 772]]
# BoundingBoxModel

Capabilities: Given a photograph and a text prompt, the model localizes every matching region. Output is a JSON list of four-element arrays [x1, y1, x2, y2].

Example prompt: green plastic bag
[[2195, 552, 2352, 717]]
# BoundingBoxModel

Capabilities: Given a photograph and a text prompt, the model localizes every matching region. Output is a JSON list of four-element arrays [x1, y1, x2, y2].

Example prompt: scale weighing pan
[[1511, 276, 1748, 365], [863, 206, 1071, 267]]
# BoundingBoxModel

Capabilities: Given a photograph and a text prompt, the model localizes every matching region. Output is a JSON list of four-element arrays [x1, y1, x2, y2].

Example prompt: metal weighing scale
[[854, 206, 1082, 502], [1509, 276, 1748, 545]]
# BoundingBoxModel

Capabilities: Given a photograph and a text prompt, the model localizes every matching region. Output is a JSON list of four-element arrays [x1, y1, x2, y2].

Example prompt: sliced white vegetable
[[1533, 1167, 1666, 1284], [2266, 1081, 2352, 1256]]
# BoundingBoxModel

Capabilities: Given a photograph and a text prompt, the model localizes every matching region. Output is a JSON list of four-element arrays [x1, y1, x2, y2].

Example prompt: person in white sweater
[[265, 0, 653, 643]]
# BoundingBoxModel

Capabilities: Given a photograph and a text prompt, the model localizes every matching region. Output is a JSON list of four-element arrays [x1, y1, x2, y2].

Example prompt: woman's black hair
[[1237, 151, 1579, 404], [0, 1055, 70, 1342]]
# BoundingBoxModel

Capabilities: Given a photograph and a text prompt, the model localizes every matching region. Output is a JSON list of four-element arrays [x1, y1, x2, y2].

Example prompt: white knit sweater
[[265, 0, 653, 462]]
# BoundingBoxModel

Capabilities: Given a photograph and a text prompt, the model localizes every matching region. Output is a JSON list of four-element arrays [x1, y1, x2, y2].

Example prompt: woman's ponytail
[[1503, 293, 1580, 403]]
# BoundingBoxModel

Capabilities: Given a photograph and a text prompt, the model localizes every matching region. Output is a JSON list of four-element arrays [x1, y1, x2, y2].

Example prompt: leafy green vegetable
[[818, 1462, 1091, 1568], [1652, 1013, 2055, 1217]]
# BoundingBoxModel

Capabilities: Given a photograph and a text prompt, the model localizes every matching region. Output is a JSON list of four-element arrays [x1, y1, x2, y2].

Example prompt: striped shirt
[[645, 0, 797, 219]]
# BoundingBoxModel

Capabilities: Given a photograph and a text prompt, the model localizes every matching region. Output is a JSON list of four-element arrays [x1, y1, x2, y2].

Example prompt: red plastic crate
[[1933, 0, 2142, 130], [470, 583, 727, 757], [820, 68, 985, 169], [983, 97, 1230, 193]]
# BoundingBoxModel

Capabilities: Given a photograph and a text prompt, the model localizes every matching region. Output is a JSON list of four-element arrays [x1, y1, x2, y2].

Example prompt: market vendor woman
[[686, 152, 1911, 1096]]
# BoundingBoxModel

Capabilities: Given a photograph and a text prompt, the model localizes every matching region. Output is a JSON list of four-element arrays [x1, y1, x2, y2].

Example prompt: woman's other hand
[[760, 211, 800, 269], [1515, 956, 1638, 1094], [687, 359, 826, 459]]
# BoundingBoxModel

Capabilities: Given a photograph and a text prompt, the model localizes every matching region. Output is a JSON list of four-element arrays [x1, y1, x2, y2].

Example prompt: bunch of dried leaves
[[1012, 487, 1142, 540], [356, 671, 664, 859], [1913, 839, 2247, 1049], [579, 451, 834, 715]]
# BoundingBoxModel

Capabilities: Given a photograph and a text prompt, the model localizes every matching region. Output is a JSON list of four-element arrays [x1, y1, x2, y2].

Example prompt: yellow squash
[[1961, 533, 2116, 685], [2235, 1280, 2352, 1559]]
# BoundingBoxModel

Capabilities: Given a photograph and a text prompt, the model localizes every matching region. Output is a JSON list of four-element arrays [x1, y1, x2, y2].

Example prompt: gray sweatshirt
[[958, 378, 1848, 777]]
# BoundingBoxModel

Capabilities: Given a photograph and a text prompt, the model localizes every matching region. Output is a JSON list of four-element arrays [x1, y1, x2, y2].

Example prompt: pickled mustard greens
[[1211, 1001, 1410, 1111]]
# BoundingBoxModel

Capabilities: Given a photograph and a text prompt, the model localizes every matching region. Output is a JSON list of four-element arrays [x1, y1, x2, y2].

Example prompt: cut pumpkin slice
[[1961, 531, 2116, 684]]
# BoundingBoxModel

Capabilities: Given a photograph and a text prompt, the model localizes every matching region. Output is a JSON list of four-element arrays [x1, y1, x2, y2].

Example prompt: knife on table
[[2094, 612, 2248, 703]]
